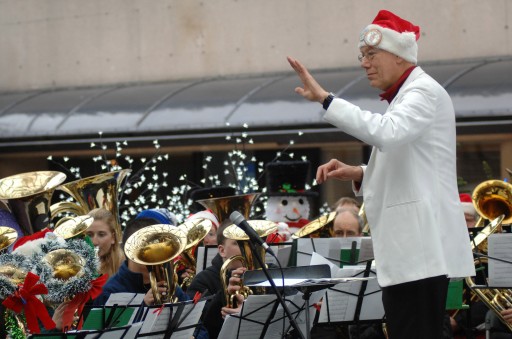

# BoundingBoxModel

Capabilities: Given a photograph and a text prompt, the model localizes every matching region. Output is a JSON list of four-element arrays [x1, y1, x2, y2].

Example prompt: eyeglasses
[[357, 49, 380, 63]]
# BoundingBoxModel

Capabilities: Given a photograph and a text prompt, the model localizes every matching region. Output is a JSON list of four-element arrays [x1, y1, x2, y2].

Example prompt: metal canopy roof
[[0, 57, 511, 147]]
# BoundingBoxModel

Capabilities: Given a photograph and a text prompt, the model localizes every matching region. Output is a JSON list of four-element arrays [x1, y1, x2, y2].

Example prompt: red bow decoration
[[2, 272, 56, 334], [61, 274, 109, 330]]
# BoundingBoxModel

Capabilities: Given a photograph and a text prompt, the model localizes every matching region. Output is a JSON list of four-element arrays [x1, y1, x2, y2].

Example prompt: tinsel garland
[[36, 238, 100, 305], [0, 253, 32, 299], [5, 311, 26, 339]]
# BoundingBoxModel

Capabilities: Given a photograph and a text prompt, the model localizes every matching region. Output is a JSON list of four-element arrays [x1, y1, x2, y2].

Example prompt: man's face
[[333, 211, 361, 238], [219, 239, 243, 269], [359, 46, 404, 91], [464, 212, 477, 228]]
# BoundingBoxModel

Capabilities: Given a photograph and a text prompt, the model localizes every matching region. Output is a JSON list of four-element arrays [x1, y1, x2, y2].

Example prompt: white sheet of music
[[139, 306, 172, 334], [138, 301, 206, 337], [488, 234, 512, 287], [105, 292, 145, 306], [318, 267, 383, 323], [196, 246, 219, 273], [265, 244, 293, 267], [171, 300, 206, 339], [218, 291, 325, 339], [296, 237, 372, 267], [218, 294, 278, 338], [123, 322, 143, 339]]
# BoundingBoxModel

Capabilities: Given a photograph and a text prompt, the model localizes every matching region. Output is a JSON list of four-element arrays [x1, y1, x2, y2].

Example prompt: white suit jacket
[[324, 67, 475, 287]]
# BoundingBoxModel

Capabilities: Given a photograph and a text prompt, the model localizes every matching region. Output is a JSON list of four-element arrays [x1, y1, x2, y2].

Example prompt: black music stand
[[243, 264, 348, 339], [137, 299, 207, 339]]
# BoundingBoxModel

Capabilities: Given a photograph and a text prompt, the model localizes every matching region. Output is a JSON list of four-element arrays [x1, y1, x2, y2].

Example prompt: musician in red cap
[[288, 9, 475, 339]]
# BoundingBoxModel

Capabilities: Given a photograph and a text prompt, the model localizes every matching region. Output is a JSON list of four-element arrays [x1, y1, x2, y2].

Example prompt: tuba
[[472, 179, 512, 226], [43, 248, 85, 281], [196, 193, 259, 224], [50, 169, 131, 237], [0, 171, 67, 236], [124, 224, 187, 304], [220, 220, 277, 307], [176, 218, 213, 288]]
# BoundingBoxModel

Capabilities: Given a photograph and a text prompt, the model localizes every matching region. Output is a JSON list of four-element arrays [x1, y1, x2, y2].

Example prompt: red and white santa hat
[[358, 10, 420, 64], [459, 193, 476, 215]]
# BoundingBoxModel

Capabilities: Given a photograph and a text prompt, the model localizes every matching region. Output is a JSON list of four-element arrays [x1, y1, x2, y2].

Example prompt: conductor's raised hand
[[316, 159, 363, 184], [287, 56, 329, 103]]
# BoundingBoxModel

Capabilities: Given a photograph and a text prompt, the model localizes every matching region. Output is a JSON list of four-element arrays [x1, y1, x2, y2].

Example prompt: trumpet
[[176, 218, 213, 288], [124, 224, 187, 304], [220, 220, 277, 308]]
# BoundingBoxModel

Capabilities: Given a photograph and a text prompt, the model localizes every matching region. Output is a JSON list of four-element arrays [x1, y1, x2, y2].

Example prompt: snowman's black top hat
[[265, 161, 317, 197]]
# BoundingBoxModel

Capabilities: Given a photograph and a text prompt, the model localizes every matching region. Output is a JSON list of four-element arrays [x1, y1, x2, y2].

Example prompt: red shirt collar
[[379, 66, 416, 103]]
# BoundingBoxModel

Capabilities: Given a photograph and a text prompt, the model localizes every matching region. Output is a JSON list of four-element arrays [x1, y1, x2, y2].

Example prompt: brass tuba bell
[[196, 193, 260, 224], [176, 218, 213, 288], [124, 224, 187, 304], [291, 211, 337, 239], [52, 215, 94, 240], [0, 171, 67, 236], [43, 248, 85, 281], [472, 179, 512, 226], [0, 227, 18, 252], [50, 169, 131, 237]]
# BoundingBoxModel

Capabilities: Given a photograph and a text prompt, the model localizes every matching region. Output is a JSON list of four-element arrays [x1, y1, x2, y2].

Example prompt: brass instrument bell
[[43, 248, 85, 280], [196, 193, 260, 223], [291, 211, 337, 239], [472, 180, 512, 225], [0, 227, 18, 252], [176, 218, 213, 288], [124, 224, 187, 304], [52, 215, 94, 240], [50, 169, 131, 237], [0, 171, 67, 236]]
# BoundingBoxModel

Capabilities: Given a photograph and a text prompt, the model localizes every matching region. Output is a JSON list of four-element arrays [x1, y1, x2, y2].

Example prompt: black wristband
[[322, 92, 335, 110]]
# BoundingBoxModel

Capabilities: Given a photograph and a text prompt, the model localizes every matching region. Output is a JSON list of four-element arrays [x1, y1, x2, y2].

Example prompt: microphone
[[229, 211, 275, 256]]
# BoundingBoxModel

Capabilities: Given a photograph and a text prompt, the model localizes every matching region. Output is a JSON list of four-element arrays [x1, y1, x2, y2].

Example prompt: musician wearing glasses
[[288, 9, 475, 339]]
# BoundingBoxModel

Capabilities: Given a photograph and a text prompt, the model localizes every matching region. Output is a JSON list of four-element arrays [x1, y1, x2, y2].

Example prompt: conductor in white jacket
[[288, 9, 475, 339]]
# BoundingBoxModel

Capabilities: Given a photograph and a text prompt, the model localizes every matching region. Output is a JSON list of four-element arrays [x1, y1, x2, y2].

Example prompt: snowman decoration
[[264, 161, 317, 240]]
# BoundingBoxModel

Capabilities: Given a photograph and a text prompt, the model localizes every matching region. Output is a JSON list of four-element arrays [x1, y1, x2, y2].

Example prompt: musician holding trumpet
[[288, 9, 475, 339]]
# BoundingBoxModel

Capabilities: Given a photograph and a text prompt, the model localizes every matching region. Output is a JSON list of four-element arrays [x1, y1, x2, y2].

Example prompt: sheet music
[[171, 300, 206, 339], [265, 290, 325, 339], [105, 292, 145, 306], [265, 244, 292, 267], [218, 294, 278, 338], [196, 246, 219, 273], [488, 234, 512, 287], [318, 267, 383, 322], [359, 237, 374, 262], [296, 237, 371, 266], [139, 307, 172, 334], [218, 291, 325, 338], [123, 322, 143, 339]]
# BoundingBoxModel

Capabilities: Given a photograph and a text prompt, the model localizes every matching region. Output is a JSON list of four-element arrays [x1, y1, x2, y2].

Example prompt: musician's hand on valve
[[221, 294, 244, 319], [227, 267, 247, 295], [180, 268, 194, 280], [143, 281, 167, 305], [316, 159, 364, 184]]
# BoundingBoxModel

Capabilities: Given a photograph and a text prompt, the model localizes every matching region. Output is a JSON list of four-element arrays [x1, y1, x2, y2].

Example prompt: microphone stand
[[246, 240, 307, 339]]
